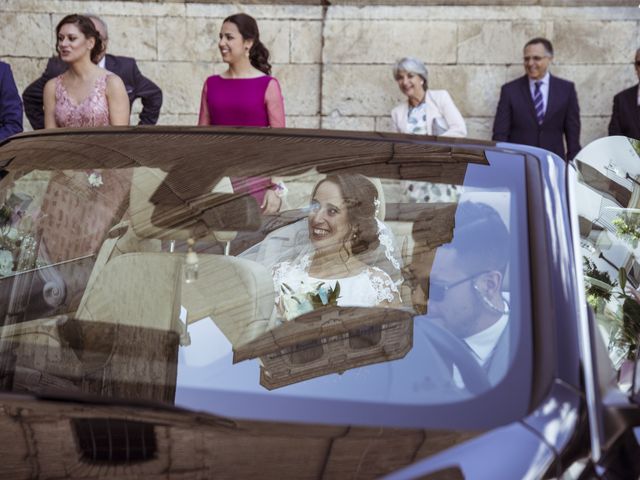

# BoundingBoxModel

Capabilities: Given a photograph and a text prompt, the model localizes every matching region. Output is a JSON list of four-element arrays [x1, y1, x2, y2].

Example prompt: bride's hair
[[312, 174, 380, 257]]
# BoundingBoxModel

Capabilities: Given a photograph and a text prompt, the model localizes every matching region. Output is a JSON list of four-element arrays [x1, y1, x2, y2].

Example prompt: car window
[[0, 132, 532, 427], [575, 136, 640, 387]]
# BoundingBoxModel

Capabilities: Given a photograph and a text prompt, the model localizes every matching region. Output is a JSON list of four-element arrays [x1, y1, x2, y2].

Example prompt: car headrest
[[129, 167, 259, 242]]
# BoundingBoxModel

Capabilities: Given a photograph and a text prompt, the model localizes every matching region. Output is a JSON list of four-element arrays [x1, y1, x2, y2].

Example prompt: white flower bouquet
[[279, 280, 340, 321]]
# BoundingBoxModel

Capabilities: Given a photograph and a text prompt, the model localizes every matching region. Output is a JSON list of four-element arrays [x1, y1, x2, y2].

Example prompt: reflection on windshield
[[577, 136, 640, 383], [0, 141, 529, 414]]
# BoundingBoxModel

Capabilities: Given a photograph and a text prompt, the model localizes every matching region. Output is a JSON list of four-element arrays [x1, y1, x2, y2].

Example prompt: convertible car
[[0, 127, 638, 479]]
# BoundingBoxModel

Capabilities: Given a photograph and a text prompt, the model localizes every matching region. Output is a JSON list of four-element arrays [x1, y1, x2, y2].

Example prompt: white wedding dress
[[272, 253, 400, 321]]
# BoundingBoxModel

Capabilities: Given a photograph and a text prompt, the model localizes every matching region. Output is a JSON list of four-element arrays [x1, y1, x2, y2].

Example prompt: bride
[[271, 174, 402, 321]]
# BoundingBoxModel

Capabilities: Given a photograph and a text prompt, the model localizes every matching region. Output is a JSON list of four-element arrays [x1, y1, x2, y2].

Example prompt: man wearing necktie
[[492, 37, 581, 160]]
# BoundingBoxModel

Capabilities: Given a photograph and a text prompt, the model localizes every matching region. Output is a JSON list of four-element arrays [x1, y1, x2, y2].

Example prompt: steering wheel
[[421, 319, 491, 394]]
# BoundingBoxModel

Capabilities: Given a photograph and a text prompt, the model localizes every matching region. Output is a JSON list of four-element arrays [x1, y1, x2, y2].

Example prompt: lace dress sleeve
[[367, 267, 402, 307], [197, 81, 210, 125], [265, 78, 285, 128]]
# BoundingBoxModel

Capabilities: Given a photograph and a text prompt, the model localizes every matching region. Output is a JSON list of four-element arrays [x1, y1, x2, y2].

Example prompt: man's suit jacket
[[22, 54, 163, 130], [0, 61, 23, 141], [608, 84, 640, 140], [492, 74, 581, 160]]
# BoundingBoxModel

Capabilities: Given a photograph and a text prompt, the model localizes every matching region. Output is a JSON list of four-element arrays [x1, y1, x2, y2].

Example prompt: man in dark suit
[[22, 14, 162, 130], [406, 202, 511, 387], [0, 61, 23, 141], [608, 48, 640, 140], [492, 37, 581, 160]]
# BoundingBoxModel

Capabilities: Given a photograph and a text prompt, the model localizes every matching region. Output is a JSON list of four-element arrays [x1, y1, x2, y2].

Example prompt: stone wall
[[1, 0, 639, 145]]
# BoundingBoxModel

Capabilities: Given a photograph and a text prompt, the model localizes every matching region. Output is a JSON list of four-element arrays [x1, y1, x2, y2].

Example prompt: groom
[[407, 202, 511, 385]]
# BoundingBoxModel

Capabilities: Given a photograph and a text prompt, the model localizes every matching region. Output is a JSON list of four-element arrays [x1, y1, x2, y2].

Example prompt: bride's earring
[[473, 284, 509, 315]]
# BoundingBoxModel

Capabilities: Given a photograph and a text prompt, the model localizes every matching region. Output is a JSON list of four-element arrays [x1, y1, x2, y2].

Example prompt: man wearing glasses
[[406, 202, 510, 387], [608, 48, 640, 140], [492, 37, 581, 161]]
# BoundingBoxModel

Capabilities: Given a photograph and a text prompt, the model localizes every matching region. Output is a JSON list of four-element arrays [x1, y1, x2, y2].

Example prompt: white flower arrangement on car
[[279, 280, 341, 321]]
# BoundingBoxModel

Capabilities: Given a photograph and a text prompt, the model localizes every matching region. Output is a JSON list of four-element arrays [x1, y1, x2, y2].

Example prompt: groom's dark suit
[[492, 74, 581, 160], [608, 85, 640, 140], [22, 54, 162, 130]]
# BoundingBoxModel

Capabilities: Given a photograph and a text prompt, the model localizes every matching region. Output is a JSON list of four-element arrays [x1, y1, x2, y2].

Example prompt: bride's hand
[[261, 189, 282, 215]]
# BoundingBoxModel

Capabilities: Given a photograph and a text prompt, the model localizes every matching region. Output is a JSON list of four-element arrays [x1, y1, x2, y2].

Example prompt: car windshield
[[0, 129, 532, 426]]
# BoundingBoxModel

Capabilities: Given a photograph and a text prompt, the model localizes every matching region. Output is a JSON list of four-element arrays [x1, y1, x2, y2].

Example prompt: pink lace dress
[[44, 73, 131, 271], [54, 73, 111, 127]]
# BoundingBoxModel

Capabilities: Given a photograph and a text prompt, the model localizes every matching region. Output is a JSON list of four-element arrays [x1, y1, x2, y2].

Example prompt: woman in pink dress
[[43, 14, 129, 128], [198, 13, 285, 214], [39, 15, 131, 270]]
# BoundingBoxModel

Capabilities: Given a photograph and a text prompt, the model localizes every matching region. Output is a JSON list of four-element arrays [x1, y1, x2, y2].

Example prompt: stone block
[[274, 64, 321, 116], [458, 21, 552, 64], [157, 113, 199, 126], [506, 65, 524, 80], [545, 6, 640, 21], [427, 66, 508, 117], [291, 21, 322, 64], [158, 17, 221, 62], [321, 113, 375, 132], [287, 116, 321, 129], [0, 57, 49, 95], [322, 64, 400, 116], [259, 20, 291, 65], [138, 61, 211, 115], [158, 17, 289, 64], [465, 117, 494, 142], [186, 4, 322, 21], [326, 5, 533, 21], [1, 0, 185, 16], [50, 13, 159, 61], [552, 21, 638, 64], [375, 116, 396, 133], [0, 13, 52, 57], [323, 20, 457, 64], [581, 115, 610, 147], [553, 64, 637, 116], [98, 15, 158, 61]]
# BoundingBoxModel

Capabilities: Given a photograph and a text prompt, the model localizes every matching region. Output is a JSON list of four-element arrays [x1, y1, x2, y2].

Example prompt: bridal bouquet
[[279, 280, 340, 321]]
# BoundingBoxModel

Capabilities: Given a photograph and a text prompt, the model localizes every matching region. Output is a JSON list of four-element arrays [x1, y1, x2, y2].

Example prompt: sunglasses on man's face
[[428, 272, 487, 302], [402, 267, 487, 302]]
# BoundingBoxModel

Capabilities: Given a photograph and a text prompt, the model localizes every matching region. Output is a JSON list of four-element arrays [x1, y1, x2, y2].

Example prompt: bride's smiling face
[[308, 180, 351, 253]]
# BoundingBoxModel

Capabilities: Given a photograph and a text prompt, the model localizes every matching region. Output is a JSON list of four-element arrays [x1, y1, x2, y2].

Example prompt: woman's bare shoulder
[[43, 76, 59, 94]]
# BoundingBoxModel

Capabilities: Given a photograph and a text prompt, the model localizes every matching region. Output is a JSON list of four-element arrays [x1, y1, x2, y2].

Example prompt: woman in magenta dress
[[198, 13, 285, 214]]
